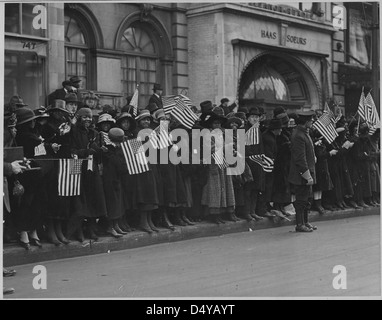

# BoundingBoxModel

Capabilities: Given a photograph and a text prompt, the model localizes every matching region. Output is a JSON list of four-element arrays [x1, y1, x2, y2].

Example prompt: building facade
[[3, 2, 379, 116]]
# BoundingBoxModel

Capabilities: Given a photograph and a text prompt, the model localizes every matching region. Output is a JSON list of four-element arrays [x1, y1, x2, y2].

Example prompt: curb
[[3, 206, 380, 267]]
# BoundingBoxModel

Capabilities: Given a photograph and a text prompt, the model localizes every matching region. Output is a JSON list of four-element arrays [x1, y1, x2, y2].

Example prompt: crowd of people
[[3, 78, 380, 252]]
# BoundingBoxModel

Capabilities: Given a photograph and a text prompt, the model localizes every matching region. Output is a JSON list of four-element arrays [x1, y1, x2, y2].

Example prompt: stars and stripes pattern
[[129, 87, 139, 117], [100, 131, 113, 146], [162, 95, 198, 129], [245, 124, 260, 145], [248, 154, 274, 173], [324, 102, 336, 124], [34, 143, 47, 156], [121, 138, 150, 175], [58, 159, 83, 196], [212, 151, 229, 170], [364, 92, 380, 135], [149, 123, 173, 149], [357, 90, 367, 121], [313, 111, 338, 144]]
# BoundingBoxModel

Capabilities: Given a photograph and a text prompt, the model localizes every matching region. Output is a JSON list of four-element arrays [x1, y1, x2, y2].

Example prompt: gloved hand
[[329, 149, 338, 156], [301, 170, 314, 185]]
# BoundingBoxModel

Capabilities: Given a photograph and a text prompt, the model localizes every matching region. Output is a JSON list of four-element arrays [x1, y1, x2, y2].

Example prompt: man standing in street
[[289, 110, 317, 232]]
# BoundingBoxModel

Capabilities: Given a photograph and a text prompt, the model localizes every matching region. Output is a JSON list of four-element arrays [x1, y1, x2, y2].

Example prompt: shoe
[[295, 225, 313, 233], [341, 201, 350, 209], [138, 226, 153, 234], [173, 216, 187, 227], [114, 225, 128, 235], [227, 213, 237, 222], [252, 214, 264, 221], [357, 201, 370, 209], [348, 200, 361, 209], [3, 269, 16, 277], [211, 216, 222, 225], [3, 287, 15, 295], [58, 237, 71, 245], [106, 228, 123, 238], [217, 217, 226, 224], [30, 238, 43, 248], [335, 202, 344, 210], [19, 240, 31, 251], [162, 214, 175, 231], [264, 212, 276, 218], [305, 223, 317, 230], [243, 213, 255, 222], [48, 238, 62, 246], [182, 215, 195, 226], [316, 205, 326, 215]]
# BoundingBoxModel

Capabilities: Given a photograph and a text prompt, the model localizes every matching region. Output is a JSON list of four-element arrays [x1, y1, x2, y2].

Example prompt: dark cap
[[268, 118, 282, 130], [15, 107, 38, 125], [200, 100, 213, 114], [220, 98, 229, 104], [108, 128, 125, 143], [153, 83, 163, 91], [69, 76, 81, 83]]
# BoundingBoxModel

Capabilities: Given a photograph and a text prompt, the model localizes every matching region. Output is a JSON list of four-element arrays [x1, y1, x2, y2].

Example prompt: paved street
[[3, 215, 380, 298]]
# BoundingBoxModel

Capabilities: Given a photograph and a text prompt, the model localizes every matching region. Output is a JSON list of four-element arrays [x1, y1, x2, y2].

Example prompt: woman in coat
[[70, 108, 108, 241]]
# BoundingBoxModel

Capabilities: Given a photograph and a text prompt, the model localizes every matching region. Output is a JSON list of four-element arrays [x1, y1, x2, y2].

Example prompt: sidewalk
[[3, 206, 380, 267]]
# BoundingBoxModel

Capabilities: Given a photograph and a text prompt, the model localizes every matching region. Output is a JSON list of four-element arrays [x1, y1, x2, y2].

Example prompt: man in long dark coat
[[289, 110, 316, 232], [148, 83, 164, 109]]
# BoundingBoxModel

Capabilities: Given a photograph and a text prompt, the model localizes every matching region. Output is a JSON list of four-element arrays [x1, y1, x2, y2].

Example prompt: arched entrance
[[238, 53, 321, 115]]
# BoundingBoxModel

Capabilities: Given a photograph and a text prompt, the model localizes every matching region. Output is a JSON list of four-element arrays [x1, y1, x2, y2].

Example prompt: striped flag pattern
[[357, 90, 366, 121], [364, 92, 380, 135], [245, 124, 260, 145], [248, 154, 274, 173], [313, 112, 338, 144], [149, 123, 173, 149], [34, 143, 47, 156], [324, 102, 336, 124], [129, 87, 139, 117], [100, 131, 113, 146], [171, 96, 199, 129], [121, 138, 150, 175], [162, 95, 177, 115], [212, 151, 229, 170], [58, 159, 83, 196]]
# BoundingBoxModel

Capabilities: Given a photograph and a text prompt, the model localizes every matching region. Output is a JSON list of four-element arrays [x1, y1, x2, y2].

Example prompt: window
[[121, 24, 158, 107], [5, 3, 46, 38], [4, 51, 45, 107], [346, 4, 373, 67], [65, 15, 89, 89]]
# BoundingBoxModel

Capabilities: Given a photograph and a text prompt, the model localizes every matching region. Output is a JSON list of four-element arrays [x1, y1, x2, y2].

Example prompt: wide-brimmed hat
[[135, 109, 153, 122], [10, 95, 28, 107], [69, 76, 81, 84], [15, 107, 38, 125], [65, 93, 78, 103], [200, 111, 226, 128], [97, 113, 116, 125], [268, 118, 282, 130], [99, 104, 117, 117], [48, 99, 69, 113], [247, 107, 261, 117], [212, 106, 225, 117], [225, 117, 242, 128], [116, 112, 137, 131], [153, 109, 168, 121], [276, 112, 290, 127], [153, 83, 163, 91], [146, 102, 159, 114], [76, 107, 92, 118], [62, 80, 72, 87], [273, 106, 286, 118], [297, 110, 315, 118], [108, 128, 125, 143], [200, 100, 213, 114], [34, 107, 50, 119]]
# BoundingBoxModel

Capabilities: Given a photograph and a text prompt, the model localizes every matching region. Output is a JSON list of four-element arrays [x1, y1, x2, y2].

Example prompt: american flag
[[34, 143, 47, 156], [58, 159, 83, 196], [212, 151, 229, 170], [248, 154, 274, 173], [365, 92, 380, 135], [121, 138, 150, 175], [100, 131, 113, 146], [162, 95, 177, 115], [171, 96, 199, 129], [324, 102, 336, 124], [357, 90, 367, 121], [149, 123, 173, 149], [313, 112, 338, 144], [245, 124, 260, 145], [129, 87, 139, 117]]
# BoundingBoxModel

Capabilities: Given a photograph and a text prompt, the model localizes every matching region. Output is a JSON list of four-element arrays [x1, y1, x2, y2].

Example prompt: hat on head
[[153, 83, 163, 91], [116, 112, 133, 122], [15, 107, 38, 125], [273, 106, 286, 118], [48, 99, 69, 113], [237, 106, 249, 114], [99, 104, 117, 117], [97, 113, 116, 125], [153, 108, 167, 121], [258, 106, 265, 115], [76, 107, 92, 118], [69, 76, 81, 84], [200, 100, 213, 114], [65, 93, 78, 103], [247, 107, 261, 117], [108, 128, 125, 143], [146, 102, 159, 114], [276, 112, 290, 127], [200, 110, 226, 128], [135, 109, 153, 122], [225, 117, 242, 128], [268, 118, 282, 130], [235, 112, 246, 125], [34, 107, 50, 119], [220, 98, 229, 104], [212, 106, 225, 117], [297, 110, 315, 117], [10, 95, 28, 107], [62, 80, 72, 87]]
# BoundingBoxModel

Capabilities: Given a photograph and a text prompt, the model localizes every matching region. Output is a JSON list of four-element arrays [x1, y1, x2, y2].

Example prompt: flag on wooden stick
[[129, 86, 139, 117], [313, 112, 338, 144], [121, 138, 150, 175], [58, 159, 83, 196]]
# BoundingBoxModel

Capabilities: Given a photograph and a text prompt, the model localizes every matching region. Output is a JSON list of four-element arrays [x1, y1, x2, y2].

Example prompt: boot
[[181, 210, 195, 225], [114, 221, 128, 235], [364, 198, 374, 207], [211, 215, 222, 225], [341, 200, 350, 209], [314, 199, 326, 215], [55, 220, 70, 245], [243, 213, 255, 222], [162, 211, 175, 231], [138, 212, 153, 234], [173, 212, 187, 226], [47, 220, 62, 246], [147, 212, 159, 232], [119, 218, 133, 232], [227, 212, 237, 222], [357, 200, 370, 208]]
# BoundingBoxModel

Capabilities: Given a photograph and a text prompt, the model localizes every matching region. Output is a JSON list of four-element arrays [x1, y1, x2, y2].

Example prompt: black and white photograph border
[[1, 0, 381, 301]]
